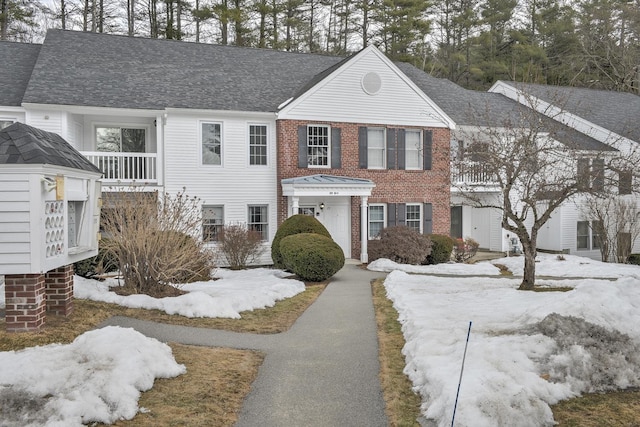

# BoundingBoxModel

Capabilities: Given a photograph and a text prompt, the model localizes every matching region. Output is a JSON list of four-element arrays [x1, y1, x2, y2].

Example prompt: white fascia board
[[21, 103, 164, 117], [0, 106, 26, 113], [278, 46, 456, 129], [164, 107, 276, 120], [489, 81, 634, 148], [282, 183, 374, 197]]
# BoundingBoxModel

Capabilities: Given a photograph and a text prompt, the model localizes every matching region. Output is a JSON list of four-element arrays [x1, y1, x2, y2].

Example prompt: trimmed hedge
[[424, 234, 454, 265], [279, 233, 345, 282], [367, 226, 432, 265], [628, 254, 640, 265], [271, 214, 331, 268]]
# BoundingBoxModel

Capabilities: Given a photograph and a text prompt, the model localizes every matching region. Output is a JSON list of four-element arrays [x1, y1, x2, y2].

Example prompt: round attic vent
[[361, 72, 382, 95]]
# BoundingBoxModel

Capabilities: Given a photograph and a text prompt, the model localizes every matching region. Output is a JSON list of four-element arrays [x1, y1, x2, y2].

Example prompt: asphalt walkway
[[101, 260, 389, 427]]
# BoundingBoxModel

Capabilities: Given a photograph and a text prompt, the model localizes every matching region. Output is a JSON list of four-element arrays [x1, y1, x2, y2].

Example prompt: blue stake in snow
[[451, 321, 472, 427]]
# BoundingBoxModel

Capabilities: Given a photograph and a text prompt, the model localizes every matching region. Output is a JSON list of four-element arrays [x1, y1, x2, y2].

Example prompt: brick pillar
[[5, 274, 46, 332], [45, 264, 74, 316]]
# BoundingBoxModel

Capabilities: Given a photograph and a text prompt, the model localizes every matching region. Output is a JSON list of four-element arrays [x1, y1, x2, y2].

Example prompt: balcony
[[451, 161, 498, 187], [82, 152, 158, 185]]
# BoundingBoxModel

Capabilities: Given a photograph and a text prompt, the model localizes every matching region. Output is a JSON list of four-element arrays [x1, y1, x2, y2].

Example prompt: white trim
[[306, 124, 331, 169], [22, 103, 163, 117], [93, 122, 150, 152], [367, 127, 386, 169], [199, 120, 224, 167], [405, 202, 422, 233], [368, 203, 386, 240], [247, 122, 270, 167], [405, 129, 422, 170]]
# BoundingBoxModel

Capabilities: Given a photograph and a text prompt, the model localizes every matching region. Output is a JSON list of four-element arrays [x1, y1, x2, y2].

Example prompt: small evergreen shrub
[[628, 254, 640, 265], [453, 237, 480, 263], [279, 233, 344, 282], [424, 234, 454, 265], [73, 240, 119, 278], [271, 214, 331, 268], [367, 226, 432, 265]]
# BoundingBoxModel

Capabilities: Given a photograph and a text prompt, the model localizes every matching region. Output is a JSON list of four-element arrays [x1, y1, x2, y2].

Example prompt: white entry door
[[300, 199, 351, 258]]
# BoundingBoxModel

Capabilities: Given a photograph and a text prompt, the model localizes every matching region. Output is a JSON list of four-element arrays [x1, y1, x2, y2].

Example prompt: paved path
[[102, 260, 389, 427]]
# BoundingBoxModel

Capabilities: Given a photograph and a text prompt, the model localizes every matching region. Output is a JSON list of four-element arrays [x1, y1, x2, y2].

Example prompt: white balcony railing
[[82, 151, 158, 184], [451, 161, 498, 186]]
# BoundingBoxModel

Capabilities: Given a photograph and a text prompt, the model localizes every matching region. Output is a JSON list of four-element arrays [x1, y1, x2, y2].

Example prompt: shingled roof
[[0, 41, 41, 106], [23, 29, 344, 111], [0, 122, 102, 173]]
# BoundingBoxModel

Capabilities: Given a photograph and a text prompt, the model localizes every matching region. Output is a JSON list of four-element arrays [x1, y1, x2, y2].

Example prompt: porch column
[[361, 196, 368, 263], [291, 196, 299, 217]]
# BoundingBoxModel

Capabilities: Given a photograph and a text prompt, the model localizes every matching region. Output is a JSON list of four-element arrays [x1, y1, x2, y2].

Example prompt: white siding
[[280, 49, 449, 127], [25, 110, 64, 136], [164, 112, 278, 265], [0, 175, 31, 273], [0, 110, 25, 124]]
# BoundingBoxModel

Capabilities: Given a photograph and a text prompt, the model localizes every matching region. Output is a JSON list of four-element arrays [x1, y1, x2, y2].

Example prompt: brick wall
[[4, 274, 46, 332], [277, 119, 451, 259], [45, 264, 74, 316]]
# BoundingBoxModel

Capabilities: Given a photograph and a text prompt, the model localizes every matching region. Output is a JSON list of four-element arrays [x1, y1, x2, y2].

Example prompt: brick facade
[[277, 119, 451, 259], [5, 265, 75, 332]]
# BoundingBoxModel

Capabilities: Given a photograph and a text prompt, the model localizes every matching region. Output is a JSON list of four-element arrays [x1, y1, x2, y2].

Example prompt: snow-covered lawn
[[0, 268, 305, 425], [374, 253, 640, 427]]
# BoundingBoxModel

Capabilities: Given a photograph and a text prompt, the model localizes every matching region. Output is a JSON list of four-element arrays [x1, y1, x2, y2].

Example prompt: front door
[[300, 200, 351, 258], [451, 206, 462, 239]]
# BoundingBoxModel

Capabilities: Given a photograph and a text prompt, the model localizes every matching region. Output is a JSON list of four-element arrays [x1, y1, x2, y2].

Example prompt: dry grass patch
[[372, 278, 421, 427], [107, 344, 263, 427], [552, 389, 640, 426]]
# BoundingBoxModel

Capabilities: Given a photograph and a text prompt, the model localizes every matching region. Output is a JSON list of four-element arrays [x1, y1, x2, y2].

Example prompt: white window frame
[[248, 204, 269, 241], [368, 204, 386, 239], [0, 118, 16, 130], [249, 123, 268, 166], [203, 205, 224, 242], [577, 220, 600, 250], [307, 125, 330, 168], [405, 130, 422, 170], [94, 124, 148, 153], [367, 127, 386, 169], [406, 203, 422, 233], [201, 121, 223, 166]]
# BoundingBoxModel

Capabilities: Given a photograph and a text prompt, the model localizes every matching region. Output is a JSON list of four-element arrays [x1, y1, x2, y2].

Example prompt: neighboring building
[[0, 30, 454, 263]]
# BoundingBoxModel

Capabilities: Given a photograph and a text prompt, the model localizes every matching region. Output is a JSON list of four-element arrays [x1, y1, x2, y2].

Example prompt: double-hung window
[[202, 122, 222, 165], [577, 220, 601, 250], [405, 130, 422, 170], [248, 205, 268, 241], [367, 128, 386, 169], [406, 204, 422, 232], [307, 125, 330, 167], [203, 205, 224, 242], [249, 124, 268, 165], [368, 204, 386, 239]]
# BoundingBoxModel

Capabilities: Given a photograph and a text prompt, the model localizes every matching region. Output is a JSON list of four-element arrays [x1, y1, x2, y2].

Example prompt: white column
[[291, 196, 299, 217], [360, 196, 368, 263]]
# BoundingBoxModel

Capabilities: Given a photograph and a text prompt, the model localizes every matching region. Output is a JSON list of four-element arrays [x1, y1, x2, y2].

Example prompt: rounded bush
[[367, 226, 432, 265], [271, 214, 331, 268], [424, 234, 454, 265], [628, 253, 640, 265], [279, 233, 344, 282]]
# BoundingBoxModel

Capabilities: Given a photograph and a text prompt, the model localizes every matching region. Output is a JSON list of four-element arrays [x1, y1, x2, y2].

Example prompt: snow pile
[[492, 253, 640, 278], [73, 268, 305, 318], [367, 258, 501, 275], [384, 270, 640, 427], [0, 326, 185, 426]]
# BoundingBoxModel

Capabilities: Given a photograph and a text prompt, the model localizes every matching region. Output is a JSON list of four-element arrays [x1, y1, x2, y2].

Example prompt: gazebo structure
[[0, 123, 102, 331]]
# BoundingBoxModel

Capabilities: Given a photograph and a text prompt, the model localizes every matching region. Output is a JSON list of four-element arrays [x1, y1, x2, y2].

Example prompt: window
[[0, 119, 15, 129], [406, 204, 422, 232], [202, 122, 222, 165], [577, 157, 605, 191], [307, 125, 329, 167], [367, 128, 386, 169], [405, 130, 422, 170], [368, 204, 385, 239], [203, 205, 224, 242], [577, 220, 601, 250], [592, 158, 604, 191], [249, 124, 268, 165], [248, 205, 268, 241], [96, 126, 146, 152], [619, 170, 633, 195]]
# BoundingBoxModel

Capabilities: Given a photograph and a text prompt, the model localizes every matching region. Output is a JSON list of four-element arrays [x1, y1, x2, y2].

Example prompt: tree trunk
[[0, 0, 7, 40], [61, 0, 66, 29], [127, 0, 135, 35], [518, 230, 537, 290]]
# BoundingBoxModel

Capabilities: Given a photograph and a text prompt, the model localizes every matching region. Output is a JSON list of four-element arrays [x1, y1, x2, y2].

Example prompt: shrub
[[217, 223, 264, 269], [424, 234, 454, 265], [271, 214, 331, 268], [367, 226, 432, 265], [279, 233, 344, 282], [453, 237, 480, 263], [73, 240, 119, 278], [628, 254, 640, 265]]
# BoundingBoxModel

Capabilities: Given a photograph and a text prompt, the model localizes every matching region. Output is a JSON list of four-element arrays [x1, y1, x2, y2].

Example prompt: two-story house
[[0, 30, 454, 264]]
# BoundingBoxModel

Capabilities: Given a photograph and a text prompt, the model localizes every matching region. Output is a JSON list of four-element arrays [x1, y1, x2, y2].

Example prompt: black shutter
[[331, 127, 341, 169], [298, 125, 307, 168], [423, 203, 433, 234], [387, 203, 397, 227], [397, 129, 406, 170], [423, 130, 433, 170], [358, 126, 368, 169], [397, 203, 406, 226], [387, 128, 397, 170]]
